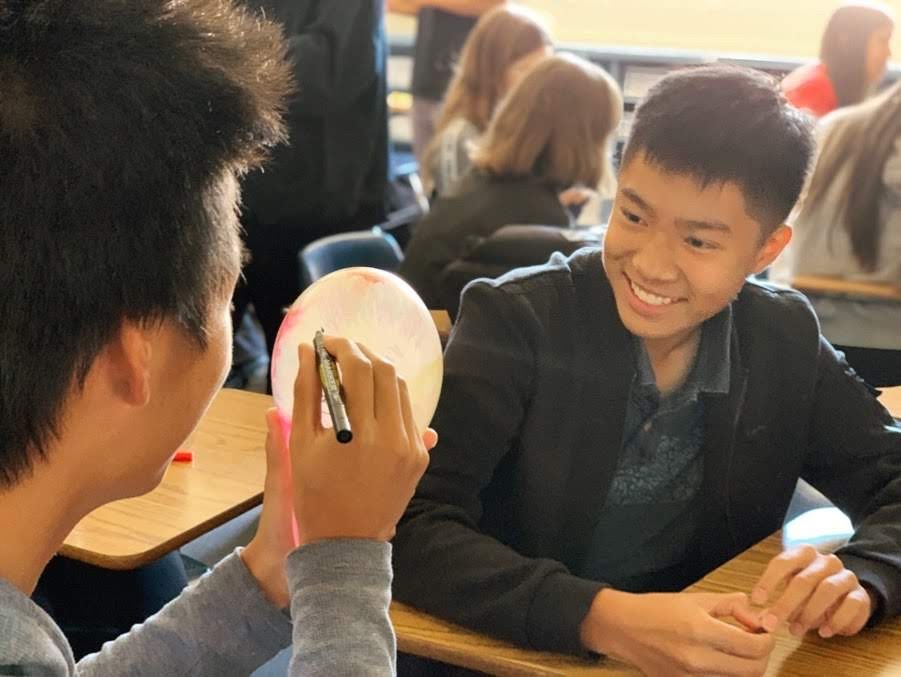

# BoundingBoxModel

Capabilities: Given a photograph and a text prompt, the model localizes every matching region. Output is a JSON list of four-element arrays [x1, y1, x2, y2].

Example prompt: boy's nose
[[632, 233, 679, 283]]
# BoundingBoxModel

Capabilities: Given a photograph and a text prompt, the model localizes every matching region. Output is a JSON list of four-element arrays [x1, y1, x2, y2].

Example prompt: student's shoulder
[[0, 583, 68, 669], [736, 277, 821, 337]]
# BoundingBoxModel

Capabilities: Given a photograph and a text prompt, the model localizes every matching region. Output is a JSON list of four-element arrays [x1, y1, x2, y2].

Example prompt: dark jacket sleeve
[[392, 281, 604, 655], [802, 337, 901, 622], [289, 2, 381, 114]]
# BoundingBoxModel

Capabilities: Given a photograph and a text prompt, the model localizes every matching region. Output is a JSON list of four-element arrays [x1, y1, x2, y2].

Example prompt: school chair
[[438, 224, 603, 318], [790, 274, 901, 387], [298, 227, 404, 288]]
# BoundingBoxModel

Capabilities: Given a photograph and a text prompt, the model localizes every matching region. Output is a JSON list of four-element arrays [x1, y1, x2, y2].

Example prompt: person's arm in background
[[387, 0, 503, 18], [430, 121, 479, 197], [749, 337, 901, 636], [287, 2, 384, 115]]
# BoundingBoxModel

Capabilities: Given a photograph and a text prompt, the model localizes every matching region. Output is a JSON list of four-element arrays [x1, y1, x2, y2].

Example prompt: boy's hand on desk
[[289, 337, 436, 545], [752, 545, 872, 639], [581, 589, 774, 676]]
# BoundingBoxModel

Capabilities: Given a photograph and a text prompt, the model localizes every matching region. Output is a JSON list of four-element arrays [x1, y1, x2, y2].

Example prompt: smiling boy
[[393, 65, 901, 675]]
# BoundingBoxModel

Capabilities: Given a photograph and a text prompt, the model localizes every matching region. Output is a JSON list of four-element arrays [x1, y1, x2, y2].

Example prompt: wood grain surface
[[61, 388, 271, 569]]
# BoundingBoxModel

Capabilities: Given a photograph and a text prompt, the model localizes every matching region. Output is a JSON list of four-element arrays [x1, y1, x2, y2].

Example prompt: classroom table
[[62, 388, 272, 570], [392, 531, 901, 676], [880, 385, 901, 419], [790, 275, 901, 302]]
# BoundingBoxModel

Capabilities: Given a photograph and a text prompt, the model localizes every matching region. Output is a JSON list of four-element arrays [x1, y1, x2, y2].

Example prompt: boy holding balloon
[[0, 1, 433, 674]]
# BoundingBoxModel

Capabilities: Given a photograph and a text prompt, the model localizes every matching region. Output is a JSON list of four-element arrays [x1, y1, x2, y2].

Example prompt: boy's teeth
[[630, 278, 674, 306]]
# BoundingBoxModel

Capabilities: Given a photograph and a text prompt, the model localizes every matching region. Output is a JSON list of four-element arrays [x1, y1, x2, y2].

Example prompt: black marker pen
[[313, 329, 353, 444]]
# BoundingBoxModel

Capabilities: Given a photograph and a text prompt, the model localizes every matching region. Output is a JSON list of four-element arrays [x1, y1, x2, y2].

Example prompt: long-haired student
[[400, 53, 622, 311], [422, 3, 552, 196], [776, 79, 901, 386], [782, 2, 894, 117]]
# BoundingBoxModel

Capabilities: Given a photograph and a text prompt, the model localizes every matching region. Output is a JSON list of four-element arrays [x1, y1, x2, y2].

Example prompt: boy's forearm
[[78, 551, 291, 677], [286, 540, 396, 676]]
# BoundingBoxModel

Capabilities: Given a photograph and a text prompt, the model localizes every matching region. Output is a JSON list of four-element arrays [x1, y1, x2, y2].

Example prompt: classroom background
[[388, 0, 901, 57]]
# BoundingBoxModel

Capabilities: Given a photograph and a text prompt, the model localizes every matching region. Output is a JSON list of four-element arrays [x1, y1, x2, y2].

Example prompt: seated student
[[393, 66, 901, 676], [400, 53, 621, 311], [386, 0, 504, 164], [0, 2, 433, 674], [421, 4, 552, 197], [774, 79, 901, 387], [782, 2, 894, 118]]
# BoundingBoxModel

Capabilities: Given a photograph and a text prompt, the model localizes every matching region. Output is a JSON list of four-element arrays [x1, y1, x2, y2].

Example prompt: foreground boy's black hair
[[0, 0, 293, 487], [622, 65, 815, 232]]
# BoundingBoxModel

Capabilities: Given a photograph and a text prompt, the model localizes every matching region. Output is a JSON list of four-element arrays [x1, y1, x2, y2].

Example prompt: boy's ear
[[752, 224, 792, 274], [99, 322, 154, 407]]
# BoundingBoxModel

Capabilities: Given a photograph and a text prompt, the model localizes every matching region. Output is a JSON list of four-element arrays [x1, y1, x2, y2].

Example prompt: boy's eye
[[686, 236, 717, 250], [620, 208, 643, 225]]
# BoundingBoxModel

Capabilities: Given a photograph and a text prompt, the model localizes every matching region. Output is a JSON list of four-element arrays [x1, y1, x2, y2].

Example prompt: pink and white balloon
[[270, 267, 444, 435]]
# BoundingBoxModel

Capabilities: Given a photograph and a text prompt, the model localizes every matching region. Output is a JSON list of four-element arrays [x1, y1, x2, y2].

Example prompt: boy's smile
[[622, 271, 687, 316], [603, 152, 791, 356]]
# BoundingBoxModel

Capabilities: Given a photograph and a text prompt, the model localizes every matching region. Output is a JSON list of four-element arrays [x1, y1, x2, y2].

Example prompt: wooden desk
[[690, 534, 901, 676], [392, 533, 901, 675], [791, 275, 901, 302], [62, 388, 271, 570], [880, 386, 901, 419], [430, 309, 453, 344]]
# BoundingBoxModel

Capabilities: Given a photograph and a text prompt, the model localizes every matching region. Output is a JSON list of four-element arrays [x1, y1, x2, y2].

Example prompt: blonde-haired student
[[400, 53, 622, 310], [387, 0, 503, 165], [422, 3, 552, 196]]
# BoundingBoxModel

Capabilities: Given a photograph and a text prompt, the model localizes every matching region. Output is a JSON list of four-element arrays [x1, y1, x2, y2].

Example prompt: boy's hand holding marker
[[244, 335, 437, 608], [291, 335, 436, 545]]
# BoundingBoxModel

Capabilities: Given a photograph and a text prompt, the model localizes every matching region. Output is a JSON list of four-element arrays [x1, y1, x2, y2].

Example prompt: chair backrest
[[438, 224, 603, 317], [299, 228, 404, 288]]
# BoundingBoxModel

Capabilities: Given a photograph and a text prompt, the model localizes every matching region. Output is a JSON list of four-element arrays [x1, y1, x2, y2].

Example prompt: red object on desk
[[172, 450, 193, 463]]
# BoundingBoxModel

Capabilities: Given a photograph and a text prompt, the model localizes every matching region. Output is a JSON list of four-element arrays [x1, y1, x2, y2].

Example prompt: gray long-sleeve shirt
[[0, 541, 394, 676]]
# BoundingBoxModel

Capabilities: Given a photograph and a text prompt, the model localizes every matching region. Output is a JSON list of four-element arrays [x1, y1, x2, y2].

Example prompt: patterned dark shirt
[[580, 307, 732, 591]]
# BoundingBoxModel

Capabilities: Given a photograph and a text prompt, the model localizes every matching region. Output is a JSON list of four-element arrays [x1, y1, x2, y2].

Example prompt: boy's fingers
[[705, 620, 775, 660], [823, 589, 871, 637], [767, 554, 843, 626], [723, 594, 765, 633], [794, 569, 859, 632], [264, 408, 286, 460], [752, 545, 819, 605], [706, 592, 765, 634], [422, 427, 439, 450], [292, 343, 323, 442], [399, 378, 430, 473], [356, 343, 403, 432], [320, 335, 374, 433]]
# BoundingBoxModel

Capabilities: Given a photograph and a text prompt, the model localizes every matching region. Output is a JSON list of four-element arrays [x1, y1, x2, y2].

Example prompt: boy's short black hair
[[0, 0, 292, 487], [621, 65, 815, 233]]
